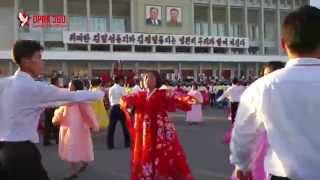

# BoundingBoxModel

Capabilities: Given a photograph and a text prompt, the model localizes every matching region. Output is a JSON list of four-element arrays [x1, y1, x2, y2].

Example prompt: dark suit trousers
[[0, 141, 50, 180], [43, 108, 59, 144], [107, 105, 130, 148], [230, 102, 240, 124]]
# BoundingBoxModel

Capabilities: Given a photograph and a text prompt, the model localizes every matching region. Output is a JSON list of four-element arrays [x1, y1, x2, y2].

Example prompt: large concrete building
[[0, 0, 309, 80]]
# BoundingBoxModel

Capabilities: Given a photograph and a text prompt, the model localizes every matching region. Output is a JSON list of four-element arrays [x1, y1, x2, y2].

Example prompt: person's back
[[257, 61, 320, 178], [109, 83, 126, 105], [230, 6, 320, 180]]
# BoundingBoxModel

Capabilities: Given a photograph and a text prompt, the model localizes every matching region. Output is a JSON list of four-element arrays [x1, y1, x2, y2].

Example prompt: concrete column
[[111, 62, 114, 76], [178, 63, 182, 80], [227, 0, 231, 54], [109, 0, 113, 32], [130, 0, 135, 32], [210, 47, 214, 54], [172, 46, 176, 53], [110, 0, 114, 55], [88, 62, 92, 78], [62, 62, 68, 76], [219, 62, 222, 78], [244, 0, 249, 54], [260, 0, 265, 55], [157, 62, 160, 73], [255, 62, 259, 77], [276, 0, 281, 55], [237, 63, 241, 78], [39, 0, 44, 46], [191, 47, 195, 53], [292, 0, 296, 9], [86, 0, 91, 51], [131, 45, 135, 52], [209, 0, 213, 35], [191, 0, 195, 34], [63, 0, 68, 50], [152, 46, 156, 53], [9, 61, 13, 75], [135, 62, 139, 74], [14, 0, 19, 41]]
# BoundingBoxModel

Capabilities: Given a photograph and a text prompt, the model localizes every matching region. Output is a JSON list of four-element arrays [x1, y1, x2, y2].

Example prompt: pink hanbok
[[186, 90, 203, 123], [230, 131, 268, 180], [52, 103, 99, 163]]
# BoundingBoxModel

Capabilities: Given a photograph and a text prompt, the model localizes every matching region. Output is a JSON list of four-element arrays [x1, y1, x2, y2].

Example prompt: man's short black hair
[[91, 78, 102, 87], [266, 61, 285, 71], [232, 78, 239, 85], [170, 8, 179, 14], [12, 40, 43, 66], [71, 79, 84, 91], [51, 77, 59, 86], [150, 7, 158, 12], [114, 75, 123, 84], [282, 6, 320, 54]]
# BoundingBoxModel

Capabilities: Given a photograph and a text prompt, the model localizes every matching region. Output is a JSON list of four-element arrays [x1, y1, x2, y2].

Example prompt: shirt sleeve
[[33, 82, 105, 108], [217, 87, 230, 102], [229, 85, 264, 171], [166, 90, 193, 112]]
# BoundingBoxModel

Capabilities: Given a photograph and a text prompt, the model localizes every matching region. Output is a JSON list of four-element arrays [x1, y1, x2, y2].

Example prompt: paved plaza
[[39, 107, 233, 180]]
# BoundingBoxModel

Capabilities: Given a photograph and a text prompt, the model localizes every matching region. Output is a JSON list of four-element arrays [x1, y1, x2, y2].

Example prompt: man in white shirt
[[131, 79, 142, 94], [0, 40, 104, 180], [107, 76, 130, 150], [230, 6, 320, 180], [217, 78, 246, 124]]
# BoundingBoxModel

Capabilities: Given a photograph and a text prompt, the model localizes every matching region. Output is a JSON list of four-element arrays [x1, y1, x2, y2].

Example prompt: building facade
[[0, 0, 309, 80]]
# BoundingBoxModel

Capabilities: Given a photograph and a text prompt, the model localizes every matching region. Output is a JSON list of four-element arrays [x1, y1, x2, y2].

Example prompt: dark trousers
[[210, 93, 216, 107], [0, 141, 50, 180], [230, 102, 240, 124], [43, 108, 59, 145], [271, 175, 291, 180], [107, 105, 130, 148]]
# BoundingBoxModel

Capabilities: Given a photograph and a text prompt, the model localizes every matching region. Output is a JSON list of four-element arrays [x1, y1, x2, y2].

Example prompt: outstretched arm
[[166, 90, 196, 112], [33, 82, 105, 108]]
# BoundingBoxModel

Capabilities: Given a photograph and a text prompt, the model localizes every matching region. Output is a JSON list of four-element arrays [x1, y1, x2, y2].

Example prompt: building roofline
[[0, 50, 287, 63]]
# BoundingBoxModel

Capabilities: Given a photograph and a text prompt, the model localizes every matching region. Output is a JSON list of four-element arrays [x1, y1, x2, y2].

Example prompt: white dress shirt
[[217, 85, 246, 102], [0, 70, 104, 143], [230, 58, 320, 179], [109, 83, 126, 106], [131, 84, 142, 94]]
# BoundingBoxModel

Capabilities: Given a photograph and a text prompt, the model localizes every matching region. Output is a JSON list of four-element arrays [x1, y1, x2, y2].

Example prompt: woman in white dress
[[186, 83, 204, 125]]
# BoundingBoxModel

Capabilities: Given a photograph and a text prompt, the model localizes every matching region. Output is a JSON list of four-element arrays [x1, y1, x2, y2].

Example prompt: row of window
[[194, 22, 275, 41]]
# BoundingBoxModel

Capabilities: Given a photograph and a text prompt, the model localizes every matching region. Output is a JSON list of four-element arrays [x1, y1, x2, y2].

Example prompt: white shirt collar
[[285, 58, 320, 68], [14, 69, 34, 80]]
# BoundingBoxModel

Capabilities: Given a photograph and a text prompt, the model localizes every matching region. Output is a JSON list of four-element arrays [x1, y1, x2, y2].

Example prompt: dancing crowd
[[0, 5, 320, 180]]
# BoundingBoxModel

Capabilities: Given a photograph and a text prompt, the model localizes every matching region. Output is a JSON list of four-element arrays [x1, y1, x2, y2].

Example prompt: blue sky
[[311, 0, 320, 7]]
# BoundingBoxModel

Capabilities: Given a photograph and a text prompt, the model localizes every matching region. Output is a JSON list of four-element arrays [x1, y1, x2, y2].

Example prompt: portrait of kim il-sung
[[145, 6, 162, 26], [166, 7, 182, 26]]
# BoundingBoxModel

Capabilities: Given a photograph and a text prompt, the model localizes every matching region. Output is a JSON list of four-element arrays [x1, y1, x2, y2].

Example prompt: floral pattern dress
[[121, 89, 195, 180]]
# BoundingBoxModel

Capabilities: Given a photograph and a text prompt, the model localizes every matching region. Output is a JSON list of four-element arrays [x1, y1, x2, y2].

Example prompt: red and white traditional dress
[[121, 89, 194, 180]]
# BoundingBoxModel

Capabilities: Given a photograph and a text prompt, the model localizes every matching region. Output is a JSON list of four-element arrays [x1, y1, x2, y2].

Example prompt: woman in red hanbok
[[120, 71, 196, 180]]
